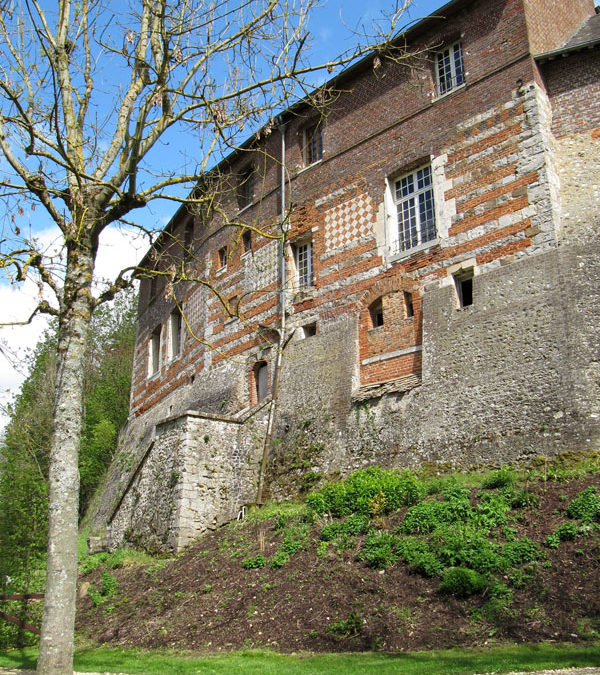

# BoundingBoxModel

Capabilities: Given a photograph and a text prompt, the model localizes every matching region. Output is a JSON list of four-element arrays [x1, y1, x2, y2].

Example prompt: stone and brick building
[[91, 0, 600, 552]]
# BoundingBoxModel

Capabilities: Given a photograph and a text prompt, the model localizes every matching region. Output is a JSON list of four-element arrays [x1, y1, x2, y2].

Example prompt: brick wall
[[541, 48, 600, 241], [522, 0, 594, 55]]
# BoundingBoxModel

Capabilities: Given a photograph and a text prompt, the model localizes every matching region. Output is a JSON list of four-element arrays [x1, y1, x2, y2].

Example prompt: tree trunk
[[37, 235, 96, 675]]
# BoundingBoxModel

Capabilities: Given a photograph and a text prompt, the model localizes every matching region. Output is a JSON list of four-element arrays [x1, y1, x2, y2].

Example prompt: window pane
[[392, 164, 437, 254], [296, 242, 313, 287]]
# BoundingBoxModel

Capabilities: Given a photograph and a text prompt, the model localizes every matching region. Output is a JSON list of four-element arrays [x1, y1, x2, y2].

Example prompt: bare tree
[[0, 0, 413, 672]]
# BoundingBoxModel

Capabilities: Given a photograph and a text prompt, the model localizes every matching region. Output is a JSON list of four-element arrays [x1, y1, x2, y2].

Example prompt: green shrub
[[395, 537, 443, 577], [482, 465, 515, 489], [320, 515, 371, 543], [502, 537, 542, 565], [400, 501, 448, 534], [545, 521, 580, 548], [555, 521, 579, 541], [567, 487, 600, 523], [439, 567, 488, 597], [241, 554, 267, 569], [474, 491, 511, 529], [432, 526, 504, 575], [100, 570, 118, 596], [358, 531, 400, 569], [80, 552, 108, 575], [89, 570, 118, 606], [270, 550, 290, 569], [306, 467, 424, 518], [510, 488, 540, 509], [326, 612, 362, 638]]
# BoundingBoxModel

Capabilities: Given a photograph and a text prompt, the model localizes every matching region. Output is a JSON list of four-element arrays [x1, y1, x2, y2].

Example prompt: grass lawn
[[0, 643, 599, 674]]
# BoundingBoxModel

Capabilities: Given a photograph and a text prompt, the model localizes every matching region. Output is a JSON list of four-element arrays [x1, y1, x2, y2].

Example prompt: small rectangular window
[[169, 309, 182, 359], [369, 298, 384, 328], [217, 246, 227, 270], [454, 269, 474, 308], [300, 322, 317, 339], [436, 42, 465, 96], [304, 124, 323, 165], [294, 240, 313, 288], [242, 229, 252, 254], [149, 326, 161, 376], [237, 167, 254, 209]]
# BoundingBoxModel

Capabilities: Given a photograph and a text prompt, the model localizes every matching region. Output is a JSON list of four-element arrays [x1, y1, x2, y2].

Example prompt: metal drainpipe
[[256, 121, 288, 505]]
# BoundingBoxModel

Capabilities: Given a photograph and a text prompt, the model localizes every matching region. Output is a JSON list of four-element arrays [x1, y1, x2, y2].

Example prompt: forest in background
[[0, 289, 137, 647]]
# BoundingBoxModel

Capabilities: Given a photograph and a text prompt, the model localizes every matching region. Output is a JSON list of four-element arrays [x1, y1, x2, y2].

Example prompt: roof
[[536, 10, 600, 61]]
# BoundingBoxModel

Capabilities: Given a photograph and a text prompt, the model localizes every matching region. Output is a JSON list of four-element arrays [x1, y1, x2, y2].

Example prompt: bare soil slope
[[76, 472, 600, 653]]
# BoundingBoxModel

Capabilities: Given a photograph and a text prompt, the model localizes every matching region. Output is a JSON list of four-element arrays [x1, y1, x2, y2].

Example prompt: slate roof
[[536, 10, 600, 61]]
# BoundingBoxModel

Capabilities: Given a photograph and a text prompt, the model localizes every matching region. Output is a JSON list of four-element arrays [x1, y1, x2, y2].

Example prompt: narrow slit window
[[242, 229, 252, 254], [304, 124, 323, 165], [169, 308, 182, 358], [404, 291, 414, 318], [255, 361, 269, 403]]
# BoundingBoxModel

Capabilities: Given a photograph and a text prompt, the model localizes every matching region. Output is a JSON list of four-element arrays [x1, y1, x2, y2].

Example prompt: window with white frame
[[169, 308, 182, 359], [436, 42, 465, 96], [149, 325, 161, 376], [293, 239, 313, 288], [391, 164, 437, 255]]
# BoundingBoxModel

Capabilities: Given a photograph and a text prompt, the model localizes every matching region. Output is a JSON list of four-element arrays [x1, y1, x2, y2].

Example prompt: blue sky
[[0, 0, 450, 428]]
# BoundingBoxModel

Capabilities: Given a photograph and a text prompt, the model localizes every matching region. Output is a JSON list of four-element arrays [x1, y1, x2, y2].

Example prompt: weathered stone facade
[[91, 0, 600, 552]]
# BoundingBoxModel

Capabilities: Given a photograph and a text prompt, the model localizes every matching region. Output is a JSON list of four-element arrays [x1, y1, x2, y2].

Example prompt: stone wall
[[103, 406, 268, 552], [267, 241, 600, 497]]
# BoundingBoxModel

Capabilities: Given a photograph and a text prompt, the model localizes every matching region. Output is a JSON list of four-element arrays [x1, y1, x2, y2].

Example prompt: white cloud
[[0, 225, 147, 432]]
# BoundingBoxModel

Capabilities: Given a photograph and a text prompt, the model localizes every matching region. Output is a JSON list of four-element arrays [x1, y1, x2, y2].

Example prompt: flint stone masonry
[[105, 408, 267, 552], [268, 242, 600, 498]]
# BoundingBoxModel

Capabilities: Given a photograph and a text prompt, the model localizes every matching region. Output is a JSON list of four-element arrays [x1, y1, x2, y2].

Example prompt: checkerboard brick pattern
[[324, 194, 375, 253]]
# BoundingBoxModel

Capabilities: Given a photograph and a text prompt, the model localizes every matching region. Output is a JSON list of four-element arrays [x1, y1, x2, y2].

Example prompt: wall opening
[[369, 298, 384, 328], [169, 308, 182, 359], [254, 361, 269, 403], [454, 269, 474, 308], [404, 291, 414, 318], [149, 325, 161, 376]]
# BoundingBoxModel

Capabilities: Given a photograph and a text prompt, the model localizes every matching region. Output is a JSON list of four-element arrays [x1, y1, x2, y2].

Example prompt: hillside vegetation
[[76, 454, 600, 654]]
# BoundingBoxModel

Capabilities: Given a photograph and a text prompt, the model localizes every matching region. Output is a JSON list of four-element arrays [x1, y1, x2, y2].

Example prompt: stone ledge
[[352, 373, 422, 402]]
